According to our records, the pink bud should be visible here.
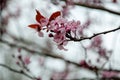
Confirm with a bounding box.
[23,56,30,65]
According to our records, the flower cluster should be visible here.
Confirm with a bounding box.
[102,71,119,78]
[28,10,82,50]
[88,36,111,60]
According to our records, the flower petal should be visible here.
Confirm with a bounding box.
[58,45,68,51]
[23,56,30,65]
[38,31,44,37]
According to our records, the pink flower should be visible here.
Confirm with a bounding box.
[49,16,67,31]
[54,34,65,44]
[98,48,106,56]
[28,10,61,35]
[23,56,31,65]
[58,44,68,51]
[91,36,102,48]
[48,16,69,50]
[79,60,89,68]
[38,31,44,37]
[40,18,49,27]
[49,16,81,51]
[28,10,83,51]
[53,31,68,50]
[66,20,80,31]
[102,71,118,78]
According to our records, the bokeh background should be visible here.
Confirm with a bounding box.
[0,0,120,80]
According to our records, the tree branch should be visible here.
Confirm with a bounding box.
[0,26,120,74]
[1,64,120,80]
[0,63,35,79]
[0,39,120,73]
[67,26,120,41]
[60,77,120,80]
[61,0,120,16]
[75,3,120,16]
[0,38,62,59]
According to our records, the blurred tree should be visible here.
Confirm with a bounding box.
[0,0,120,80]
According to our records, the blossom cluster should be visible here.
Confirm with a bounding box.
[28,10,83,50]
[88,36,110,59]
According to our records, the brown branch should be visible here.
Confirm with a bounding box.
[0,39,62,59]
[0,26,120,74]
[61,0,120,16]
[59,77,120,80]
[0,63,35,79]
[60,77,120,80]
[0,64,120,80]
[67,26,120,41]
[0,38,120,73]
[74,3,120,16]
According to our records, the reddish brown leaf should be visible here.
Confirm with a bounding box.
[36,10,45,23]
[49,11,61,21]
[28,24,39,29]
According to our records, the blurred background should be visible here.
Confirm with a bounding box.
[0,0,120,80]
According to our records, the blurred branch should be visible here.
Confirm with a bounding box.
[61,0,120,16]
[74,3,120,16]
[60,77,120,80]
[0,38,120,74]
[67,26,120,41]
[0,64,120,80]
[0,63,35,79]
[0,26,120,75]
[0,39,62,59]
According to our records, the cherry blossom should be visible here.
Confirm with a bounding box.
[23,56,31,65]
[102,71,119,78]
[28,10,84,50]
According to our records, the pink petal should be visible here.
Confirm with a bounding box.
[23,56,30,65]
[102,71,118,78]
[58,45,68,51]
[40,18,48,27]
[38,31,44,37]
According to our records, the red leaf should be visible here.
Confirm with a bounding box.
[36,10,45,23]
[49,11,61,21]
[28,24,39,29]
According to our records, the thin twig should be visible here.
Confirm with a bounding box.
[0,27,120,74]
[0,63,120,80]
[0,39,62,59]
[0,63,35,79]
[61,0,120,16]
[80,42,87,60]
[1,38,120,72]
[67,26,120,41]
[74,3,120,16]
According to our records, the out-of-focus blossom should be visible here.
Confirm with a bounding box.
[23,56,31,65]
[102,71,119,78]
[79,60,90,68]
[91,36,102,48]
